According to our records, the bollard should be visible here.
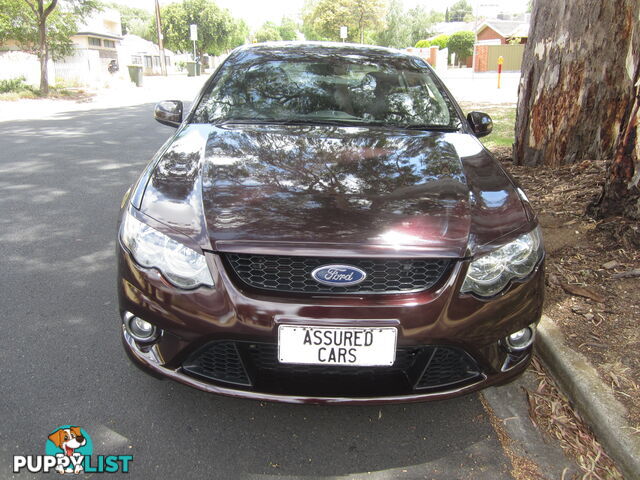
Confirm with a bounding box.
[497,55,504,88]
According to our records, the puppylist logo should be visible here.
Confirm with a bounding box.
[13,425,133,474]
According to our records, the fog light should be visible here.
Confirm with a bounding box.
[123,312,159,343]
[503,325,536,352]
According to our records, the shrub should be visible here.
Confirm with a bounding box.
[415,34,449,50]
[447,31,475,65]
[0,76,38,94]
[429,34,449,50]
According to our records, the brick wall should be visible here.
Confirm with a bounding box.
[474,45,488,72]
[429,46,438,67]
[477,26,506,44]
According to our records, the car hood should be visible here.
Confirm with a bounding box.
[139,123,532,258]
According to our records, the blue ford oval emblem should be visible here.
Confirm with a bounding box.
[311,264,367,286]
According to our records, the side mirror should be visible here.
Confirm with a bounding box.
[154,100,183,128]
[467,111,493,138]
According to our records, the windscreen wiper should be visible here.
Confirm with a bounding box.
[399,124,460,132]
[213,118,371,128]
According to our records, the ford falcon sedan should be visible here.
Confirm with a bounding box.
[117,42,544,404]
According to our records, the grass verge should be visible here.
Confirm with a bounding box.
[458,102,517,151]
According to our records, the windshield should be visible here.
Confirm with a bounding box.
[192,48,462,130]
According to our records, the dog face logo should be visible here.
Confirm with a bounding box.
[46,426,91,474]
[48,427,86,457]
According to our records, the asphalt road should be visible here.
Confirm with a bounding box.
[0,91,570,479]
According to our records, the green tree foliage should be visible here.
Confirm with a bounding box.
[300,0,322,40]
[254,18,300,43]
[414,34,447,49]
[2,0,99,60]
[428,34,448,49]
[374,0,409,48]
[374,0,442,48]
[152,0,243,56]
[255,22,282,42]
[447,30,474,64]
[108,3,151,37]
[278,17,299,41]
[302,0,386,44]
[0,0,99,94]
[448,0,473,22]
[406,6,442,46]
[351,0,387,43]
[228,18,249,48]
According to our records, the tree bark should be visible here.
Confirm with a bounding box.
[39,18,48,95]
[514,0,640,167]
[588,40,640,222]
[33,0,58,96]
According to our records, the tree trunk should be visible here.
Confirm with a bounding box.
[34,0,58,96]
[514,0,639,167]
[39,19,48,95]
[588,36,640,223]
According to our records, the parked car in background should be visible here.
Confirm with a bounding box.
[117,42,544,404]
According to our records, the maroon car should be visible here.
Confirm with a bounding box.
[117,43,544,404]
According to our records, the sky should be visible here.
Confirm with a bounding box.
[115,0,529,29]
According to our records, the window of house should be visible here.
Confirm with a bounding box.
[132,56,142,65]
[165,56,171,66]
[153,56,160,67]
[103,40,115,49]
[88,37,101,47]
[144,56,152,68]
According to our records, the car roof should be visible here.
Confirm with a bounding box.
[231,41,421,62]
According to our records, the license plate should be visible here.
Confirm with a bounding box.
[278,325,397,366]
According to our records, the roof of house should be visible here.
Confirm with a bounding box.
[120,35,175,56]
[477,20,529,38]
[430,22,476,38]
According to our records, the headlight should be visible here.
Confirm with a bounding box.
[461,226,543,297]
[120,211,214,289]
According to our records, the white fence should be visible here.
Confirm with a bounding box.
[0,48,115,88]
[435,48,448,76]
[0,51,54,86]
[54,48,104,87]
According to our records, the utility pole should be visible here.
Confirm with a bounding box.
[155,0,167,76]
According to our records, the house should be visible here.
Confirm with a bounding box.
[70,8,123,65]
[118,35,175,76]
[0,8,125,86]
[476,19,529,44]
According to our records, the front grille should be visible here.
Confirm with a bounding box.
[182,341,250,386]
[182,341,482,397]
[414,346,481,390]
[223,254,451,294]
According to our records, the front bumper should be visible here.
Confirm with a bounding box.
[117,243,544,404]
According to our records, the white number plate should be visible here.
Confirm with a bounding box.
[278,325,397,366]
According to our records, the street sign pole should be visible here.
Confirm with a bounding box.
[190,24,198,62]
[340,26,347,43]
